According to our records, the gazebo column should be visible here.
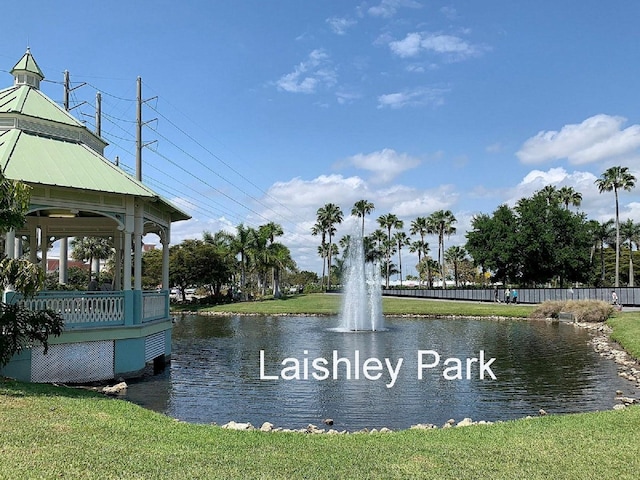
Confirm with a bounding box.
[123,231,132,290]
[40,225,48,272]
[5,230,15,259]
[114,231,123,290]
[29,229,38,263]
[59,237,68,284]
[161,226,170,290]
[133,202,143,291]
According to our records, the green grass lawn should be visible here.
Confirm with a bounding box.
[183,293,536,318]
[2,295,640,479]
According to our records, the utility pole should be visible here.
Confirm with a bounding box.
[135,76,157,182]
[136,77,142,181]
[95,92,102,137]
[63,70,86,112]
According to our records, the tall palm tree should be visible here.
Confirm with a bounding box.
[410,216,429,287]
[621,219,640,286]
[377,213,403,287]
[595,166,637,287]
[392,231,410,286]
[351,199,374,237]
[558,186,583,210]
[316,203,343,290]
[427,210,457,289]
[311,221,327,284]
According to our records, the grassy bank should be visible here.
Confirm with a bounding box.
[0,378,639,479]
[2,297,639,478]
[178,293,536,318]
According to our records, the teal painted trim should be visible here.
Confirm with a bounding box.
[124,290,135,326]
[0,348,31,382]
[47,318,172,344]
[114,338,145,376]
[66,320,124,329]
[133,290,142,325]
[164,328,172,356]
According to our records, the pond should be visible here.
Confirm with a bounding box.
[123,315,633,431]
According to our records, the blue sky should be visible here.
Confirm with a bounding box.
[3,1,640,275]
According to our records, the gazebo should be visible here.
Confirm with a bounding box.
[0,49,190,383]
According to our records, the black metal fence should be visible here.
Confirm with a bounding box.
[382,287,640,306]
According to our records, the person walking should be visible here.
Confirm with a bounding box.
[512,289,518,304]
[505,287,511,304]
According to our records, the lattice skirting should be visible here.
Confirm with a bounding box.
[145,331,165,362]
[31,341,114,383]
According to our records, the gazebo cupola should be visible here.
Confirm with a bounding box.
[10,48,44,89]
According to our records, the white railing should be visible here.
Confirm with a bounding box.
[12,291,125,328]
[142,291,169,323]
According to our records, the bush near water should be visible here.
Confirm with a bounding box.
[529,300,615,323]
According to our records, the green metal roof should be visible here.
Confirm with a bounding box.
[0,85,87,127]
[0,129,157,197]
[11,49,44,80]
[0,50,190,223]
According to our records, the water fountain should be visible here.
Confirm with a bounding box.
[339,232,384,331]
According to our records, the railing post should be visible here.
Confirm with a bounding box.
[123,290,136,326]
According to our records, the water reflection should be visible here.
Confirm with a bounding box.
[124,315,633,431]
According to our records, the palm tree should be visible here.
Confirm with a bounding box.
[427,210,457,289]
[410,216,429,286]
[367,229,387,263]
[232,224,254,299]
[311,221,327,284]
[315,203,343,290]
[539,185,560,206]
[445,245,467,287]
[409,239,429,285]
[377,213,403,287]
[558,186,582,210]
[267,242,295,298]
[589,219,615,285]
[392,231,410,286]
[351,199,375,237]
[259,222,284,291]
[595,166,637,287]
[621,219,640,286]
[417,256,439,288]
[70,236,113,283]
[339,234,351,260]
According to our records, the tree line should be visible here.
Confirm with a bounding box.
[312,166,638,289]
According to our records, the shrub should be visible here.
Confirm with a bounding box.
[529,300,614,323]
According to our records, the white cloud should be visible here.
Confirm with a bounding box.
[440,6,458,20]
[276,49,337,94]
[505,167,599,208]
[377,87,449,109]
[265,174,369,212]
[516,114,640,165]
[389,32,485,60]
[340,148,421,183]
[326,16,357,35]
[367,0,421,18]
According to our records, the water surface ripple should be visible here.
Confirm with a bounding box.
[124,315,633,431]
